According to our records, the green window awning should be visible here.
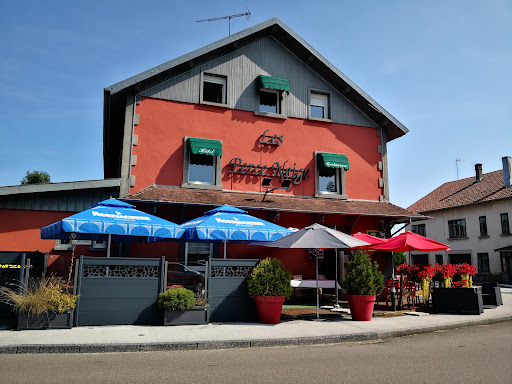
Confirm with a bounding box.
[258,75,290,92]
[318,152,349,170]
[187,138,222,157]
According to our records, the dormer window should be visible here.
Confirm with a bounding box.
[201,74,227,105]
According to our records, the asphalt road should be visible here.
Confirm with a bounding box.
[1,321,511,384]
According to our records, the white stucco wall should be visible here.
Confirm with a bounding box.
[406,199,512,274]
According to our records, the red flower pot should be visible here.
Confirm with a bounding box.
[253,295,285,324]
[347,294,376,321]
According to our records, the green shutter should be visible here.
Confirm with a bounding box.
[187,138,222,157]
[318,152,349,170]
[258,75,290,92]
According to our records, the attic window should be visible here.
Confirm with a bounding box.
[202,74,226,104]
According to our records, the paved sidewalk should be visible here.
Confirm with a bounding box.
[1,291,511,354]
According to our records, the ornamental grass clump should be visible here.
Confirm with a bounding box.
[248,258,292,298]
[0,276,78,316]
[341,249,384,296]
[156,287,195,311]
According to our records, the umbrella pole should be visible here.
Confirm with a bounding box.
[316,255,319,319]
[107,234,111,258]
[334,248,339,308]
[223,240,227,259]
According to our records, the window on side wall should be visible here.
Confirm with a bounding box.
[448,219,467,238]
[411,224,426,237]
[501,213,510,235]
[202,74,227,105]
[183,137,222,190]
[479,216,488,236]
[260,89,280,114]
[315,152,348,199]
[310,92,329,119]
[477,253,490,273]
[435,254,443,265]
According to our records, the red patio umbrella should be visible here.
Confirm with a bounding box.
[351,232,387,248]
[370,232,451,253]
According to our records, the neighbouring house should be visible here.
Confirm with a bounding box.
[406,157,512,283]
[0,17,423,290]
[0,179,120,276]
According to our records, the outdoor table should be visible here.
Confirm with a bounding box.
[290,279,341,301]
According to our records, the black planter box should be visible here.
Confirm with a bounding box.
[481,282,503,306]
[17,309,74,330]
[163,306,209,326]
[432,287,483,315]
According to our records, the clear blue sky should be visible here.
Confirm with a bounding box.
[1,0,511,209]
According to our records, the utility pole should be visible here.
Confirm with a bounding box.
[196,9,251,36]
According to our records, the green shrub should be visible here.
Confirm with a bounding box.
[156,287,195,311]
[341,249,384,295]
[248,258,292,298]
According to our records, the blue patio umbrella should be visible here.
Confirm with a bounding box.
[170,205,292,258]
[41,199,185,257]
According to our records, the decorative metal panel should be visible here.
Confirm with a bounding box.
[211,265,253,278]
[82,265,159,278]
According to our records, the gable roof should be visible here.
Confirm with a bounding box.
[407,170,512,214]
[103,18,408,177]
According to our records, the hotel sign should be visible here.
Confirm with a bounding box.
[228,131,310,185]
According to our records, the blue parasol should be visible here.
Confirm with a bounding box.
[41,199,184,257]
[165,205,292,258]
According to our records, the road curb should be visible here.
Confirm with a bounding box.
[0,316,511,354]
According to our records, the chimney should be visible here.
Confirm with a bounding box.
[503,156,512,188]
[475,163,483,182]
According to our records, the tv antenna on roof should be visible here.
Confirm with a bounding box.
[456,158,464,179]
[196,8,251,36]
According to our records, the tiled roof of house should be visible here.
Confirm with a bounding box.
[407,170,512,214]
[125,185,423,222]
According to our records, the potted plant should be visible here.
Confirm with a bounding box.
[341,249,384,321]
[156,287,209,326]
[247,258,292,324]
[0,276,78,330]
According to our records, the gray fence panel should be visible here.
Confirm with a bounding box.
[209,259,259,322]
[76,256,165,326]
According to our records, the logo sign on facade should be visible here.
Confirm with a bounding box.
[228,131,310,185]
[259,130,283,146]
[198,148,216,155]
[325,161,349,169]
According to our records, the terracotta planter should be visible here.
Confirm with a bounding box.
[253,295,285,324]
[347,294,376,321]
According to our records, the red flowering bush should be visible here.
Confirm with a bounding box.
[452,280,468,288]
[456,263,477,276]
[434,264,456,280]
[396,264,434,282]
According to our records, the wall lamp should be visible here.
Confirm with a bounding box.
[262,178,291,201]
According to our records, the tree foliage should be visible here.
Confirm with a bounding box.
[248,258,292,298]
[341,248,384,295]
[21,170,51,184]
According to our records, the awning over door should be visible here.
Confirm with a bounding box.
[187,138,223,157]
[318,152,349,169]
[258,75,290,92]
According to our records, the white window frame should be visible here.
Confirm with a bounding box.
[314,151,347,200]
[310,92,329,120]
[188,153,217,186]
[201,73,227,106]
[259,89,281,114]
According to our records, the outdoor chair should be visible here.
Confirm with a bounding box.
[377,279,400,310]
[401,280,419,310]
